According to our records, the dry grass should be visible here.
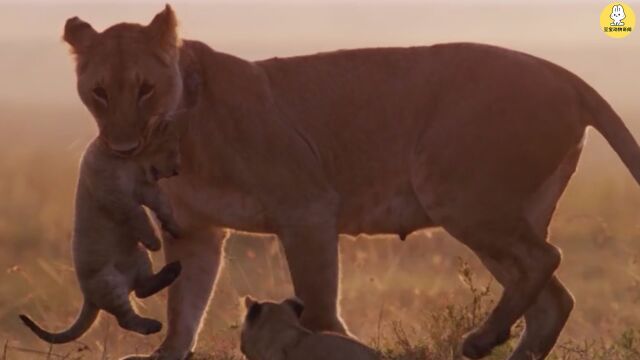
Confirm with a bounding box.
[2,103,640,360]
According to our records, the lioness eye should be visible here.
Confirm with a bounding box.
[138,82,155,102]
[92,86,108,105]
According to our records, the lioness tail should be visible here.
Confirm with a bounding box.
[577,78,640,186]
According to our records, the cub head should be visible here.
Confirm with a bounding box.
[64,5,183,156]
[240,296,305,360]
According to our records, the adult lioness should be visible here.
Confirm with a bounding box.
[61,5,640,360]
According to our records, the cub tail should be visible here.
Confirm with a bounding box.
[19,301,99,344]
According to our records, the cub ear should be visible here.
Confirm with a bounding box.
[283,297,305,318]
[147,4,179,51]
[63,17,97,53]
[244,296,257,309]
[244,297,262,324]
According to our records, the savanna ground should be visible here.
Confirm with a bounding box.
[2,2,640,359]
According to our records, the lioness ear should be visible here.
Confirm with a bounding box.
[147,4,179,51]
[63,17,97,53]
[283,297,305,318]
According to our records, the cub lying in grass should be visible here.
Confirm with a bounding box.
[20,120,183,343]
[241,297,380,360]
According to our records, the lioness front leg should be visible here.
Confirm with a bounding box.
[278,218,348,334]
[153,227,226,360]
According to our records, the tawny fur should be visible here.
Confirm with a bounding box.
[19,120,183,344]
[60,5,640,360]
[241,297,378,360]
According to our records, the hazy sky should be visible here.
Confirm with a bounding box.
[0,0,636,108]
[0,0,606,3]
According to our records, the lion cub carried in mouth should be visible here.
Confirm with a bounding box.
[20,119,183,344]
[241,297,379,360]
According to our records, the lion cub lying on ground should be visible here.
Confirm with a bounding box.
[241,297,379,360]
[20,120,183,344]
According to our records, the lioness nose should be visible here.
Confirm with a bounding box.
[110,141,140,156]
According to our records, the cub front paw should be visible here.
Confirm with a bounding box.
[141,236,162,252]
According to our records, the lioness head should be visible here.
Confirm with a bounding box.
[64,5,183,156]
[240,296,305,360]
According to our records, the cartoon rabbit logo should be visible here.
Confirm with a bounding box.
[601,2,635,38]
[610,4,626,26]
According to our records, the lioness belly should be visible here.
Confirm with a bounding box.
[337,184,434,238]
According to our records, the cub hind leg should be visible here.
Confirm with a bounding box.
[87,266,162,335]
[111,296,163,335]
[135,260,182,299]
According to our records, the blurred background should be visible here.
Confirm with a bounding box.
[1,0,640,358]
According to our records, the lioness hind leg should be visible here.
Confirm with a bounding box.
[509,277,574,360]
[505,143,581,360]
[460,221,562,359]
[475,249,573,360]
